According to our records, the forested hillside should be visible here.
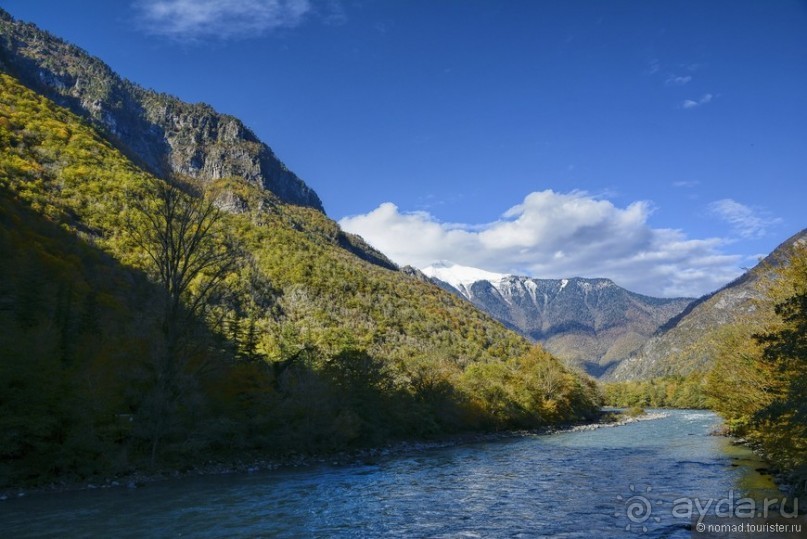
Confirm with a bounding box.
[705,240,807,492]
[606,228,807,381]
[601,237,807,492]
[421,264,692,376]
[0,71,600,487]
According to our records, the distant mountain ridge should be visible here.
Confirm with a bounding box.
[0,8,322,211]
[420,262,693,376]
[605,228,807,381]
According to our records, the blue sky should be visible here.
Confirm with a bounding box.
[3,0,806,297]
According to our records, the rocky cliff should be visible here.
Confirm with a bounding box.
[0,8,322,211]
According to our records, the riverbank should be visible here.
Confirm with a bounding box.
[568,410,668,431]
[706,420,805,506]
[0,409,667,500]
[726,435,806,501]
[2,410,765,538]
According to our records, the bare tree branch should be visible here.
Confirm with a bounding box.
[124,177,240,464]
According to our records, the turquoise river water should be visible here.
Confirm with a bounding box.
[0,410,792,538]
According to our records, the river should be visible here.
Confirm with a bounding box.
[0,410,789,538]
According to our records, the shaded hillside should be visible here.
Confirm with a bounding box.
[0,68,601,485]
[0,8,321,210]
[421,263,692,377]
[606,228,807,380]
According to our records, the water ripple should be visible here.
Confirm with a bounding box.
[0,410,778,538]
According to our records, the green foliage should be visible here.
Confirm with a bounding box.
[461,347,602,428]
[625,406,645,418]
[0,72,601,486]
[0,183,156,484]
[602,374,710,409]
[707,243,807,484]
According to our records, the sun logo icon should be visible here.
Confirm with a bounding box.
[615,484,663,533]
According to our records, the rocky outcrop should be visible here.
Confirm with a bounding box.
[0,8,323,211]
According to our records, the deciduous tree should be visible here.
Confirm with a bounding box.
[126,178,238,463]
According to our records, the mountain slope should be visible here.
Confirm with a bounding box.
[0,169,190,483]
[605,228,807,380]
[421,263,692,376]
[0,50,600,484]
[0,8,322,211]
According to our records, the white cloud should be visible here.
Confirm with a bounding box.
[133,0,315,41]
[665,75,692,86]
[340,190,744,298]
[672,180,700,188]
[709,199,781,239]
[682,93,714,109]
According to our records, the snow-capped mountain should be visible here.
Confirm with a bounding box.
[419,262,693,376]
[421,262,508,298]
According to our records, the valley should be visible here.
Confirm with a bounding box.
[0,3,805,536]
[420,261,693,376]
